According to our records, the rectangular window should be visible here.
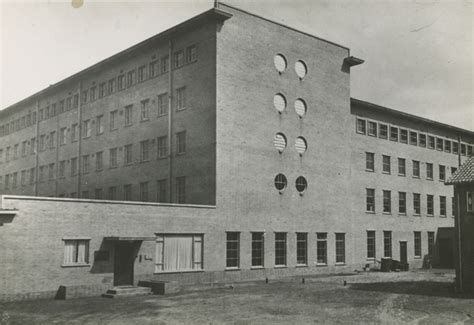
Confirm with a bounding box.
[48,163,55,180]
[382,155,391,174]
[140,140,150,162]
[453,141,459,154]
[419,134,426,147]
[155,235,203,272]
[161,56,169,73]
[409,131,418,145]
[174,50,184,68]
[428,136,435,149]
[426,163,433,180]
[99,83,105,98]
[383,231,392,258]
[74,95,79,108]
[467,192,473,212]
[13,144,18,159]
[4,174,9,189]
[158,93,168,116]
[157,136,168,159]
[379,124,388,139]
[427,195,434,216]
[390,126,398,141]
[399,192,407,214]
[149,60,158,77]
[60,127,67,145]
[38,166,45,182]
[124,105,133,126]
[90,87,96,102]
[138,65,146,82]
[436,138,443,151]
[176,87,186,111]
[356,119,366,134]
[94,188,103,200]
[176,176,186,204]
[427,232,435,256]
[110,110,118,131]
[71,157,78,176]
[400,129,408,143]
[124,144,133,165]
[275,233,287,266]
[367,231,376,259]
[461,143,467,156]
[12,172,17,188]
[414,232,421,258]
[367,121,377,136]
[39,135,46,151]
[21,141,27,157]
[108,186,117,200]
[71,124,79,142]
[366,188,375,212]
[226,232,240,268]
[186,45,197,62]
[96,115,104,135]
[440,196,446,216]
[59,160,66,178]
[296,233,308,266]
[81,90,88,104]
[251,232,264,267]
[439,165,446,181]
[82,155,90,174]
[383,190,391,213]
[20,170,26,186]
[335,233,345,264]
[444,140,451,153]
[96,151,103,171]
[468,145,473,156]
[118,74,125,90]
[157,178,167,203]
[316,233,327,264]
[366,152,374,171]
[29,168,35,184]
[127,70,136,87]
[108,78,116,94]
[413,193,421,215]
[140,99,149,121]
[83,119,91,138]
[413,160,420,178]
[109,148,118,168]
[63,239,90,265]
[176,131,186,154]
[140,182,149,202]
[123,184,132,201]
[398,158,406,176]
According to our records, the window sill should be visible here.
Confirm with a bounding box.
[356,131,366,135]
[383,212,392,215]
[61,263,91,268]
[366,258,375,261]
[250,266,264,270]
[109,166,118,169]
[335,263,346,266]
[176,108,187,112]
[382,172,391,175]
[399,213,406,216]
[316,263,328,267]
[427,178,433,181]
[412,176,420,179]
[154,269,204,274]
[398,174,406,177]
[296,264,308,268]
[225,267,240,271]
[140,119,150,123]
[414,256,421,259]
[366,211,375,214]
[414,213,421,217]
[440,215,447,218]
[365,169,375,172]
[368,134,376,137]
[427,214,434,217]
[274,265,287,269]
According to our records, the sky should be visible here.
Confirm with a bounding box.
[0,0,473,130]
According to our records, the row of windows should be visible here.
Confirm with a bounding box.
[273,54,308,79]
[366,231,434,260]
[366,189,452,217]
[365,152,457,181]
[273,133,307,154]
[356,118,473,157]
[273,94,307,117]
[274,174,307,193]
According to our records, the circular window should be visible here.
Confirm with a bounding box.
[294,99,307,117]
[273,133,287,152]
[295,136,307,155]
[273,93,287,112]
[295,60,307,79]
[295,176,307,193]
[274,174,287,191]
[274,54,287,73]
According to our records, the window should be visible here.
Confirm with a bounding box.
[428,136,435,149]
[399,192,406,214]
[39,135,46,151]
[315,233,327,264]
[186,45,197,62]
[59,160,66,178]
[0,149,3,163]
[176,87,186,111]
[108,186,117,200]
[226,232,240,268]
[149,60,158,77]
[419,134,426,147]
[161,56,169,73]
[124,105,133,126]
[108,78,116,94]
[296,233,307,266]
[155,235,202,272]
[83,120,91,138]
[109,148,118,168]
[123,184,132,201]
[21,141,27,156]
[453,141,459,154]
[94,188,103,200]
[427,195,434,216]
[440,196,446,216]
[124,144,133,165]
[60,127,67,145]
[356,119,366,134]
[439,165,446,181]
[158,93,168,116]
[174,50,184,68]
[275,233,287,266]
[48,163,55,180]
[444,140,451,153]
[390,127,398,141]
[383,190,391,213]
[251,232,264,267]
[71,157,78,176]
[176,176,186,203]
[140,182,149,202]
[413,160,420,178]
[96,115,104,135]
[414,232,421,258]
[90,86,96,102]
[367,121,377,136]
[398,158,406,176]
[428,232,435,256]
[140,140,150,162]
[127,70,136,87]
[4,174,9,190]
[157,179,167,203]
[384,231,392,258]
[63,239,90,266]
[400,129,408,143]
[118,74,125,90]
[461,143,467,156]
[367,231,376,259]
[81,90,88,104]
[468,145,473,156]
[99,83,105,98]
[96,151,103,171]
[140,99,149,121]
[110,110,118,131]
[38,166,45,182]
[436,138,443,151]
[138,65,146,82]
[29,168,35,184]
[382,155,391,174]
[6,147,10,161]
[413,193,421,215]
[12,172,18,187]
[274,174,287,191]
[467,192,473,212]
[157,136,168,158]
[20,170,26,186]
[424,163,434,180]
[82,155,90,174]
[366,188,375,212]
[379,124,388,139]
[335,233,345,264]
[176,131,186,154]
[366,152,375,171]
[295,176,307,193]
[71,124,79,142]
[409,131,417,145]
[13,144,18,159]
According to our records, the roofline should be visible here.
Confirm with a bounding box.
[351,98,474,137]
[0,7,232,116]
[218,2,350,52]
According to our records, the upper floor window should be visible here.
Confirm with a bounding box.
[427,195,434,215]
[294,60,307,79]
[274,54,287,72]
[366,188,375,212]
[366,152,375,171]
[140,140,150,162]
[138,65,146,82]
[382,155,391,174]
[412,160,420,178]
[176,87,186,111]
[419,134,426,147]
[96,115,104,135]
[436,138,443,151]
[109,148,118,168]
[99,83,106,98]
[127,70,136,87]
[426,163,433,180]
[90,86,96,102]
[356,119,366,134]
[157,136,168,158]
[124,105,133,126]
[444,140,451,153]
[440,196,446,216]
[124,144,133,165]
[367,121,377,136]
[461,143,466,156]
[149,60,158,77]
[174,50,184,68]
[176,131,186,154]
[118,74,125,90]
[108,78,116,94]
[83,119,92,138]
[383,190,391,213]
[161,56,169,73]
[409,131,417,146]
[428,136,435,149]
[398,158,406,176]
[140,99,149,121]
[158,93,168,116]
[110,110,118,131]
[389,127,398,141]
[439,165,446,181]
[400,129,408,143]
[379,124,388,139]
[186,45,197,63]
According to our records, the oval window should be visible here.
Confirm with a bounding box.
[274,54,287,73]
[294,99,307,117]
[295,176,307,193]
[295,60,307,79]
[273,133,287,152]
[273,93,287,112]
[274,174,287,191]
[295,136,307,155]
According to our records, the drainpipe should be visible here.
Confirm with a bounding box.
[167,40,173,203]
[77,82,83,197]
[54,101,60,197]
[457,136,461,167]
[456,189,463,292]
[34,99,40,196]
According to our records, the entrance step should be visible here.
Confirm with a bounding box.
[102,286,152,298]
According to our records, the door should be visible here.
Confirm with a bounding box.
[438,238,454,268]
[114,241,136,286]
[400,241,407,264]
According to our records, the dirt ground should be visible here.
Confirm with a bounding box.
[1,270,473,325]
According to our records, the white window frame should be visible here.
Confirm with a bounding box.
[155,234,203,273]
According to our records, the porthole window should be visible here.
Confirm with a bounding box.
[273,93,287,112]
[274,174,287,191]
[274,54,287,73]
[273,133,287,152]
[294,99,307,117]
[295,176,307,193]
[295,136,307,155]
[295,60,307,79]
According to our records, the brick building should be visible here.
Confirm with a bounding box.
[0,3,473,300]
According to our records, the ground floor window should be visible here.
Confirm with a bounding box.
[383,231,392,258]
[317,233,327,265]
[414,232,422,258]
[155,234,202,272]
[367,231,376,260]
[251,232,264,267]
[335,233,345,264]
[274,233,287,266]
[296,233,307,266]
[427,231,435,256]
[63,239,90,266]
[226,232,240,269]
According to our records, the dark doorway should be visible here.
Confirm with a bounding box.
[438,238,454,268]
[400,241,407,264]
[114,241,136,286]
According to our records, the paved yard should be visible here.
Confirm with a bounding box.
[1,270,473,324]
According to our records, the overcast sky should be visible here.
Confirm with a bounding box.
[1,0,472,130]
